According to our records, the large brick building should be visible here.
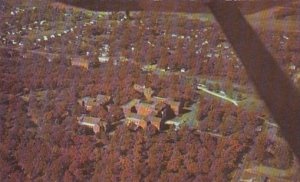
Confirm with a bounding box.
[152,96,183,116]
[136,102,156,116]
[121,84,184,131]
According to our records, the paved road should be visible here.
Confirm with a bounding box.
[196,85,239,106]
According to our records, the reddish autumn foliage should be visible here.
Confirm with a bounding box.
[1,4,298,181]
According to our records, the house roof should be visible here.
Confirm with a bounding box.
[21,90,56,102]
[98,56,109,63]
[79,95,111,107]
[78,97,98,106]
[71,57,90,64]
[86,98,99,107]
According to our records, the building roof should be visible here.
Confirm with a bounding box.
[86,98,99,107]
[167,100,181,107]
[155,102,168,111]
[136,102,156,116]
[71,57,90,64]
[79,94,111,108]
[98,56,109,63]
[125,113,148,129]
[78,97,98,107]
[96,94,111,105]
[77,115,108,133]
[78,115,101,127]
[136,102,155,109]
[126,113,144,121]
[71,57,90,69]
[122,99,140,109]
[149,116,161,130]
[152,96,168,104]
[147,116,161,124]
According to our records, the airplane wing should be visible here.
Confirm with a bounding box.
[54,0,291,14]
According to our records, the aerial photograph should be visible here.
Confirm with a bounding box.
[0,0,300,181]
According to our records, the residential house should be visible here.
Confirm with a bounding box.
[71,57,90,69]
[78,97,98,111]
[98,56,109,63]
[119,56,129,63]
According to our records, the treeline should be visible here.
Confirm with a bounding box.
[0,49,260,181]
[0,95,259,181]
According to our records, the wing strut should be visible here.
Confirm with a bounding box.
[207,1,300,161]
